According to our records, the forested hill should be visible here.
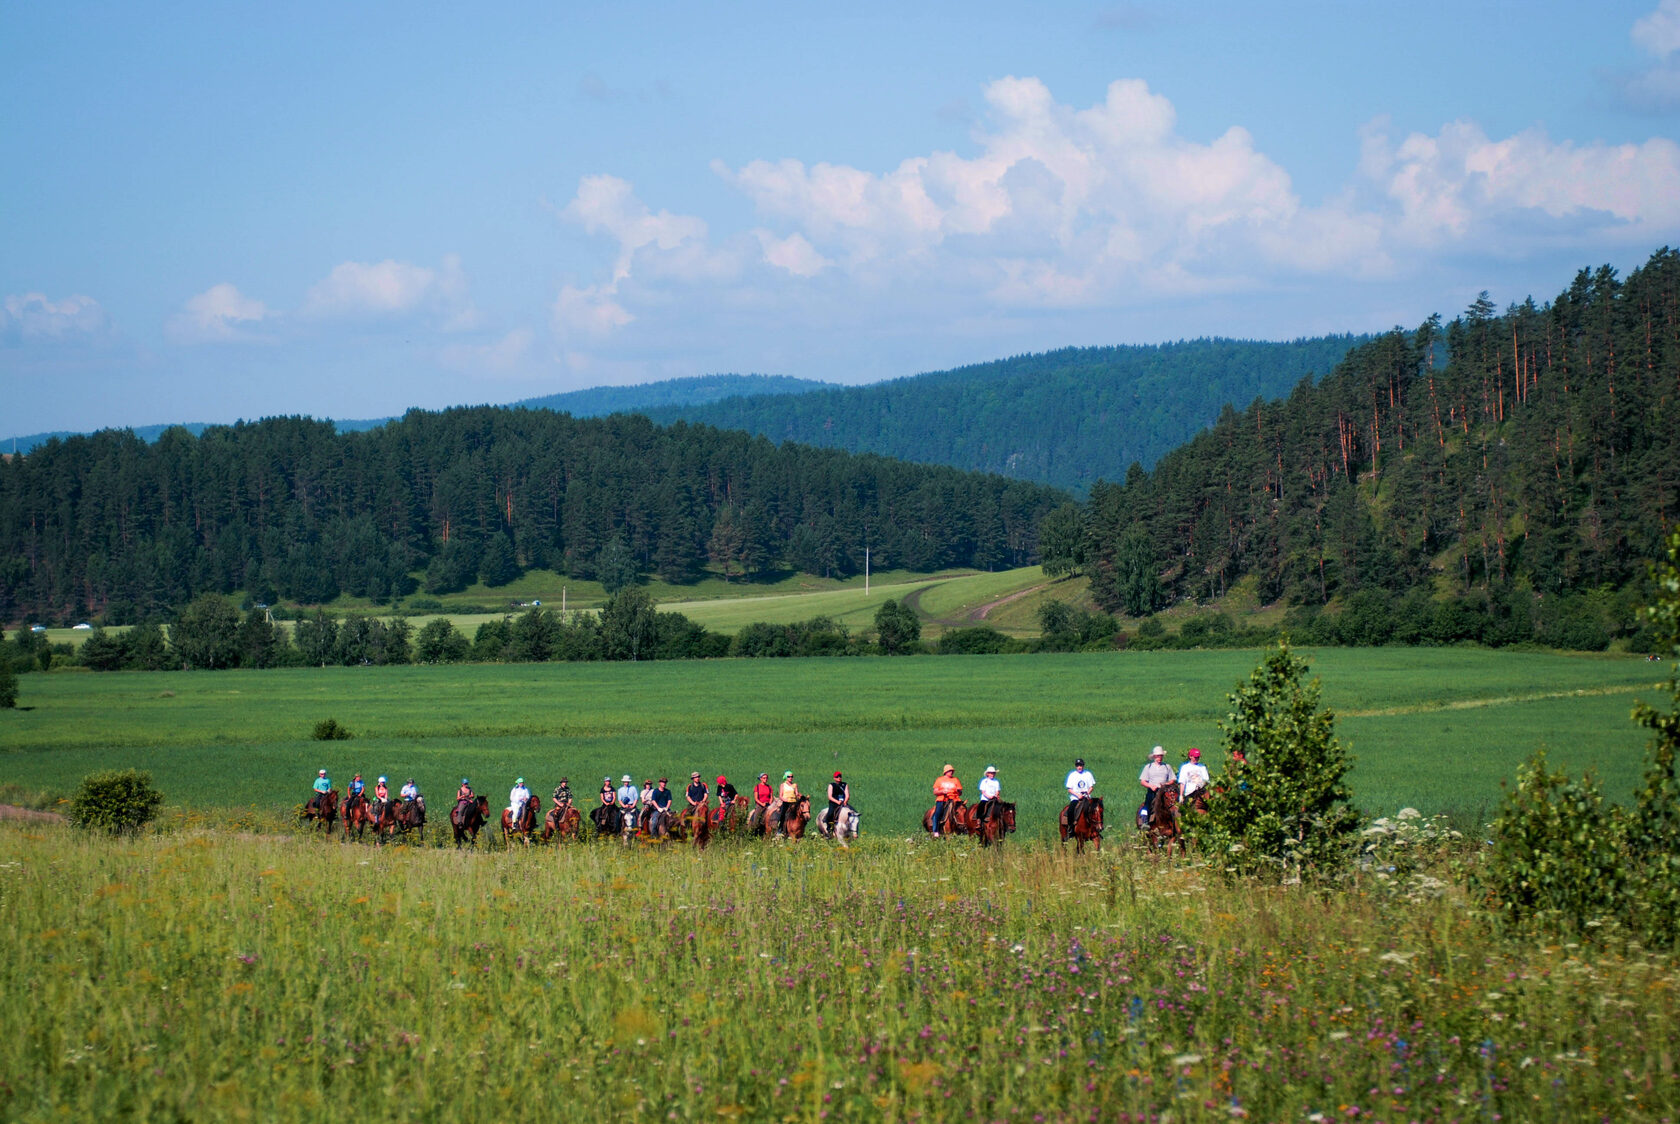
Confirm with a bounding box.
[636,337,1362,494]
[1060,248,1680,629]
[0,410,1066,625]
[0,374,834,456]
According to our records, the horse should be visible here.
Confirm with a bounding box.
[542,803,581,843]
[589,803,622,840]
[780,796,811,840]
[975,801,1016,848]
[501,797,540,846]
[715,794,749,834]
[746,803,768,837]
[1060,797,1104,853]
[392,796,426,843]
[450,795,490,848]
[923,799,970,837]
[686,801,712,850]
[343,791,375,842]
[617,804,640,846]
[819,805,860,848]
[301,789,339,835]
[1143,781,1186,856]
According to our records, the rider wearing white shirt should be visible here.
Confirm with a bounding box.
[1064,758,1096,831]
[509,777,531,823]
[977,765,1001,826]
[1177,747,1210,802]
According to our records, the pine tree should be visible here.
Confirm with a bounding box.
[1196,640,1361,879]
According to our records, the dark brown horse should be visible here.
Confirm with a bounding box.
[975,801,1016,847]
[451,795,490,847]
[746,803,768,836]
[342,792,374,842]
[715,794,749,834]
[542,804,581,843]
[1060,797,1104,853]
[392,797,426,842]
[1144,782,1186,856]
[302,789,339,835]
[501,797,540,846]
[922,799,970,837]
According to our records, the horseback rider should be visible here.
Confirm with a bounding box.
[455,777,475,821]
[309,769,332,812]
[599,776,615,809]
[976,765,1000,826]
[754,773,773,810]
[931,764,962,837]
[1138,746,1174,824]
[772,771,801,835]
[649,778,673,835]
[615,774,639,825]
[714,775,738,823]
[551,777,572,812]
[348,773,366,806]
[1177,748,1210,811]
[509,777,531,827]
[685,772,708,814]
[1065,758,1096,832]
[372,775,390,825]
[823,771,849,835]
[400,777,420,804]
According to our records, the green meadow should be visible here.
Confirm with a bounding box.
[0,647,1662,830]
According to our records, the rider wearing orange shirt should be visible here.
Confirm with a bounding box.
[931,764,963,837]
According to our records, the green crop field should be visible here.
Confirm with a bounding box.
[0,648,1662,831]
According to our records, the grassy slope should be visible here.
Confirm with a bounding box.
[0,649,1660,828]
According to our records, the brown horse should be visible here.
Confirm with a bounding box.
[776,796,811,840]
[451,795,490,847]
[501,797,540,846]
[975,801,1016,847]
[1144,782,1186,856]
[687,801,712,850]
[542,804,581,843]
[302,789,339,835]
[715,794,749,834]
[392,797,426,842]
[746,803,769,836]
[1060,797,1104,853]
[922,799,970,837]
[343,792,374,842]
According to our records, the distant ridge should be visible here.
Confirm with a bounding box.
[1,373,833,455]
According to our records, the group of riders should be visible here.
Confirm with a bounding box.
[302,742,1235,843]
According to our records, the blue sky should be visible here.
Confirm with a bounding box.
[5,1,1680,436]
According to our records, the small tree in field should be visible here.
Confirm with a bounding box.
[68,769,163,835]
[874,598,921,655]
[1197,639,1361,879]
[1628,527,1680,946]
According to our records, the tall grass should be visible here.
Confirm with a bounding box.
[2,824,1675,1121]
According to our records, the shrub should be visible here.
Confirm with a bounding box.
[938,626,1012,655]
[1478,750,1626,934]
[67,769,163,835]
[311,718,353,741]
[1194,639,1362,880]
[874,598,922,655]
[0,656,16,708]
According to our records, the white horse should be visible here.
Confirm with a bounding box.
[821,805,860,848]
[618,804,639,846]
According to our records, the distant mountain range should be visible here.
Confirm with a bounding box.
[1,373,832,457]
[5,340,1359,495]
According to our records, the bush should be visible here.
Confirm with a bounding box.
[1194,640,1362,880]
[67,769,163,835]
[0,656,15,708]
[311,718,353,741]
[938,626,1013,655]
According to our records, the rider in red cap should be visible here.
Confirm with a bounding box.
[713,774,738,822]
[824,770,850,836]
[1177,747,1210,812]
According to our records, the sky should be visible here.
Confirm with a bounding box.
[5,1,1680,437]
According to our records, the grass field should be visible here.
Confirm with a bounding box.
[0,648,1663,830]
[3,826,1677,1122]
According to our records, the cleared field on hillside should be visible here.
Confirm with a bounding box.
[0,648,1660,828]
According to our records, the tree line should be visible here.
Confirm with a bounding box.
[639,337,1361,494]
[1043,247,1680,648]
[0,410,1066,626]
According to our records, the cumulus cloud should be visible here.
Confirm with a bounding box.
[1634,0,1680,57]
[1617,1,1680,110]
[166,283,271,344]
[302,255,476,326]
[1,292,110,345]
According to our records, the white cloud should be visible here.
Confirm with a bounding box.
[1634,0,1680,57]
[302,255,475,324]
[756,230,830,277]
[166,283,271,344]
[1358,119,1680,245]
[553,283,633,339]
[439,328,535,376]
[1,292,110,344]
